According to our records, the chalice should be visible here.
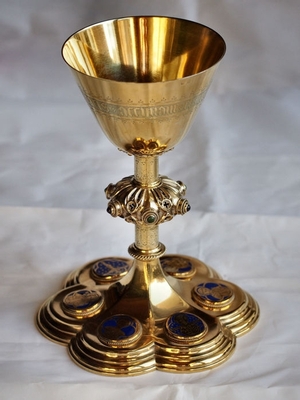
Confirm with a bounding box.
[36,16,259,376]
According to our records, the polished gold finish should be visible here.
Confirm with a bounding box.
[160,254,220,280]
[64,257,133,287]
[62,16,225,155]
[127,138,167,156]
[36,284,104,345]
[163,261,260,337]
[68,258,236,375]
[105,174,189,224]
[36,16,259,376]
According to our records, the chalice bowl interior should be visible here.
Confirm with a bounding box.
[36,16,259,376]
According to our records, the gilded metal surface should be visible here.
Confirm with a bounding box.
[165,312,209,344]
[64,257,133,287]
[36,16,259,376]
[105,156,189,228]
[160,256,259,337]
[167,274,260,337]
[62,289,103,317]
[126,138,167,155]
[160,254,220,280]
[62,16,226,155]
[36,284,104,345]
[98,314,143,347]
[67,258,236,375]
[134,156,159,186]
[105,175,190,224]
[155,326,235,373]
[128,240,166,261]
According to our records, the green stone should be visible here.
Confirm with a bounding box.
[147,215,156,224]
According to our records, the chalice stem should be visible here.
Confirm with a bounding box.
[134,155,159,187]
[133,155,162,256]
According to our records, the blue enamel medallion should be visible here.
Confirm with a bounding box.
[160,257,194,277]
[194,282,233,303]
[166,312,206,339]
[98,314,142,346]
[92,258,131,278]
[63,289,101,310]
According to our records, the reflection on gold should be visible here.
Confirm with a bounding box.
[63,16,225,82]
[35,17,259,377]
[126,137,167,155]
[62,16,225,154]
[149,279,172,307]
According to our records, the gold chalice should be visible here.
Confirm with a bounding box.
[36,16,259,376]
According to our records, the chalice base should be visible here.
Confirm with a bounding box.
[36,254,259,376]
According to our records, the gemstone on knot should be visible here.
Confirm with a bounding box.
[147,215,156,223]
[107,206,112,214]
[143,210,158,224]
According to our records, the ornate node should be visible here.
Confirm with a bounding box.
[105,175,190,225]
[175,180,187,196]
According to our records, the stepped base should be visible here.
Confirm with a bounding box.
[36,254,259,376]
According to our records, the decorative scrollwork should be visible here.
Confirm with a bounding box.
[125,138,167,156]
[105,175,190,225]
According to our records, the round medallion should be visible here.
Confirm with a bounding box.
[193,282,234,308]
[91,258,131,282]
[161,256,195,279]
[62,289,103,318]
[165,312,208,344]
[98,314,142,348]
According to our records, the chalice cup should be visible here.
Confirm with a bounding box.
[36,16,259,376]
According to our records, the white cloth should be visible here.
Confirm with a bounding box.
[1,0,299,216]
[0,207,299,398]
[1,0,300,398]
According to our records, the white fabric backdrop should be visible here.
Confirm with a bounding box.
[1,0,300,216]
[1,0,300,399]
